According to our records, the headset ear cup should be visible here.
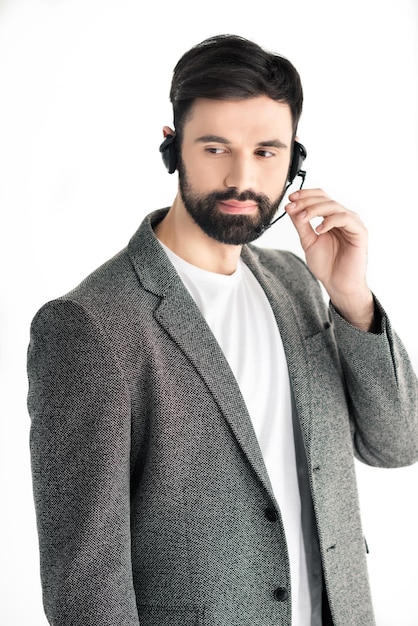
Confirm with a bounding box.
[288,140,307,183]
[159,135,178,174]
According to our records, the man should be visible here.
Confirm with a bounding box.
[27,34,418,626]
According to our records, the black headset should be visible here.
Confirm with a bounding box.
[159,134,307,184]
[159,134,178,174]
[287,140,307,185]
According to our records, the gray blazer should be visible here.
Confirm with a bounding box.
[28,209,418,626]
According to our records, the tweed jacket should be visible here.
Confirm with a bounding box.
[28,208,418,626]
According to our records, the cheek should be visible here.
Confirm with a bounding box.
[261,169,288,200]
[184,161,227,193]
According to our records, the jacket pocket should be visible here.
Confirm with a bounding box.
[137,604,204,626]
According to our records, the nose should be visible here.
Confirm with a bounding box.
[224,157,256,193]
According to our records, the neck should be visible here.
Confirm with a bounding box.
[154,195,242,275]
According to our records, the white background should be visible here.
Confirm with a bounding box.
[1,0,417,624]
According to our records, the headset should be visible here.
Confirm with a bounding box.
[159,134,178,175]
[159,134,307,233]
[287,140,307,187]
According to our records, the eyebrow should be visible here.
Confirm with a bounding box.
[195,134,231,144]
[195,135,288,149]
[257,139,288,149]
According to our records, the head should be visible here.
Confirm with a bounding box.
[166,35,304,245]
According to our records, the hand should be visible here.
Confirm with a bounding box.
[285,188,376,331]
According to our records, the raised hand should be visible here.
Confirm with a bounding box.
[286,188,376,331]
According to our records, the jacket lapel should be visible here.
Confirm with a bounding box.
[128,210,276,503]
[155,291,277,500]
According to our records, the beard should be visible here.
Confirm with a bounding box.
[178,159,287,245]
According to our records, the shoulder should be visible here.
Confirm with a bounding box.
[32,211,167,330]
[48,246,144,309]
[29,244,157,349]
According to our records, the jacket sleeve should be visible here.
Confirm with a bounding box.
[330,298,418,468]
[27,299,140,626]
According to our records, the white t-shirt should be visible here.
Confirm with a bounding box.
[159,242,311,625]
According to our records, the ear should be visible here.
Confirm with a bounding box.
[162,125,175,138]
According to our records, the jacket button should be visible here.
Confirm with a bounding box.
[264,507,278,522]
[274,587,289,602]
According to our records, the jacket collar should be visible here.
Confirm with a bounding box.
[127,208,179,297]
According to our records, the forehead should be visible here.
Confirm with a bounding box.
[183,96,293,143]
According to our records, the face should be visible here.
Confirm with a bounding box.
[177,96,294,245]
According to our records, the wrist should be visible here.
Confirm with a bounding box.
[330,290,376,332]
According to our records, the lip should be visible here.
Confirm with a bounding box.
[218,201,258,214]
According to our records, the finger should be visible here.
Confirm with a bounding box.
[286,208,319,251]
[288,188,329,203]
[316,211,367,239]
[286,199,340,223]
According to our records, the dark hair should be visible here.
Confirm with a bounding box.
[170,34,303,142]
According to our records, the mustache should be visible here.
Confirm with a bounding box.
[208,188,269,205]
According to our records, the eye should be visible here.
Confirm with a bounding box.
[205,146,228,155]
[255,149,276,158]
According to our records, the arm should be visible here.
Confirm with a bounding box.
[27,300,140,626]
[330,299,418,466]
[286,189,418,466]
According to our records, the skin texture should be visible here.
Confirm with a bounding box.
[155,96,375,331]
